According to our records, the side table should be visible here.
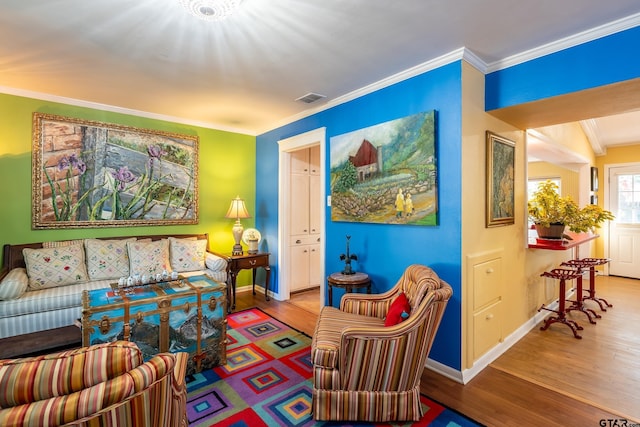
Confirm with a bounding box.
[327,271,371,306]
[215,251,271,313]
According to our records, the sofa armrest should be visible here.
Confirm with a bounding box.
[0,267,9,283]
[0,341,142,408]
[337,299,439,391]
[339,332,419,391]
[205,251,227,272]
[0,353,181,427]
[171,352,189,426]
[0,268,29,301]
[340,288,396,319]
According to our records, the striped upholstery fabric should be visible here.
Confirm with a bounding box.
[0,343,187,427]
[312,307,386,369]
[311,264,452,422]
[0,341,142,408]
[0,279,114,319]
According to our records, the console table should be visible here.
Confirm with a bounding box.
[214,251,271,312]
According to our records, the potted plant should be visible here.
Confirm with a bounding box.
[528,180,614,239]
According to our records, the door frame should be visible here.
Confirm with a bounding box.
[277,128,326,304]
[604,162,640,277]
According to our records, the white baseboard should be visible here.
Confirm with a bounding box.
[236,284,280,302]
[426,299,560,384]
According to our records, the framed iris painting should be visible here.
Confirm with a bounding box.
[32,113,199,229]
[330,110,438,225]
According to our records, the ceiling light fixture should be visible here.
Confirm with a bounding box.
[179,0,243,22]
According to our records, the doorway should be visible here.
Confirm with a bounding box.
[606,163,640,279]
[277,128,326,308]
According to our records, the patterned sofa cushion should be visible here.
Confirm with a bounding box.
[23,245,89,290]
[169,237,207,272]
[127,239,172,276]
[0,341,142,408]
[84,238,136,280]
[42,240,84,248]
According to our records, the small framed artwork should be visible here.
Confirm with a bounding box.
[590,167,599,192]
[486,131,515,227]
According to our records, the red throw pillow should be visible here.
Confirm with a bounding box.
[385,292,411,326]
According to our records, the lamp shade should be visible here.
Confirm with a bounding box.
[225,196,250,220]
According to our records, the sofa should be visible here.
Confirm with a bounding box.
[0,233,227,339]
[0,340,187,427]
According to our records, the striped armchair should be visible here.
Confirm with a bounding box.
[0,341,188,427]
[311,264,452,422]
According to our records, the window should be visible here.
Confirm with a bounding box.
[616,173,640,224]
[528,178,561,201]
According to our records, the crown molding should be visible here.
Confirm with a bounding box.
[0,85,256,136]
[263,48,471,134]
[487,12,640,72]
[461,48,488,74]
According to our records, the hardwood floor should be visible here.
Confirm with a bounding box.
[2,277,636,426]
[237,275,640,426]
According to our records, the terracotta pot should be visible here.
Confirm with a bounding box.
[535,223,566,239]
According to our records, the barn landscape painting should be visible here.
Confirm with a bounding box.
[330,111,438,225]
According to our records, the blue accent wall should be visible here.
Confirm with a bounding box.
[257,62,463,369]
[486,26,640,110]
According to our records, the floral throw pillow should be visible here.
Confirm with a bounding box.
[85,238,136,280]
[23,245,89,290]
[169,237,207,272]
[127,239,172,277]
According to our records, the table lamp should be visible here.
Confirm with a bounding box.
[225,195,251,255]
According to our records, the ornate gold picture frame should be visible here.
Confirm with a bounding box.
[486,131,515,227]
[32,113,199,229]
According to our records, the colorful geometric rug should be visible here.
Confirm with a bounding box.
[186,308,481,427]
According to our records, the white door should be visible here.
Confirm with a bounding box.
[277,128,326,304]
[608,164,640,279]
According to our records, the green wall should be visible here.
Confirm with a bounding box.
[0,93,255,270]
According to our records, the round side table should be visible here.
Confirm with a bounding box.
[327,271,371,306]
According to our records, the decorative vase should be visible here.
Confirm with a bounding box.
[535,223,566,239]
[247,239,259,254]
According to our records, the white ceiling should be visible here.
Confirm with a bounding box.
[1,0,640,144]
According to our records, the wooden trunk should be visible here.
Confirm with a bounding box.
[82,274,226,375]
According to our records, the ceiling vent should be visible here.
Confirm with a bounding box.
[295,92,326,104]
